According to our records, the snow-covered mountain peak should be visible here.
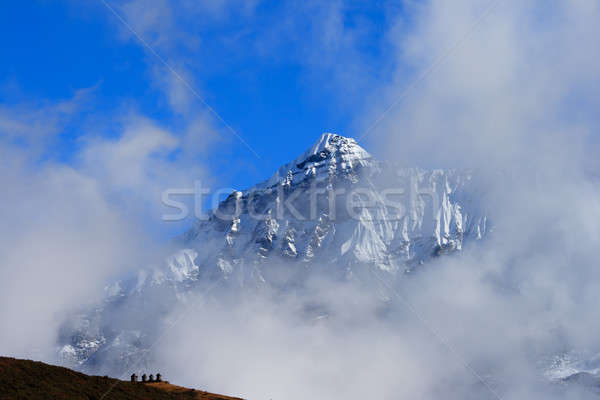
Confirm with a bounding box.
[259,133,373,189]
[59,133,491,374]
[300,133,370,164]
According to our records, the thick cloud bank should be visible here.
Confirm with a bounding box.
[0,98,210,361]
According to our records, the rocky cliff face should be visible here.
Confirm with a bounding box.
[181,133,488,285]
[58,133,490,375]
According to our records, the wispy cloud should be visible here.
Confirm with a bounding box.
[0,92,216,360]
[0,87,93,155]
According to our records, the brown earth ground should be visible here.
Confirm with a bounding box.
[0,356,244,400]
[145,382,244,400]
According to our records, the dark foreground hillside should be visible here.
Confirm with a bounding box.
[0,357,243,400]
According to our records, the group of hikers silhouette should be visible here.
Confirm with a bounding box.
[130,373,162,383]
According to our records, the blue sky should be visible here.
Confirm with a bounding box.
[0,1,405,191]
[4,0,600,242]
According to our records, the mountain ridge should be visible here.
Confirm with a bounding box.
[0,356,243,400]
[58,133,490,375]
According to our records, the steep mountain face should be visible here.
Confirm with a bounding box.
[58,133,490,375]
[181,133,488,285]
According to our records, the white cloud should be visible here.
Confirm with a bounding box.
[367,0,600,171]
[0,148,147,360]
[0,94,215,361]
[0,87,93,154]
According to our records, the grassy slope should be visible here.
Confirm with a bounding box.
[0,357,243,400]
